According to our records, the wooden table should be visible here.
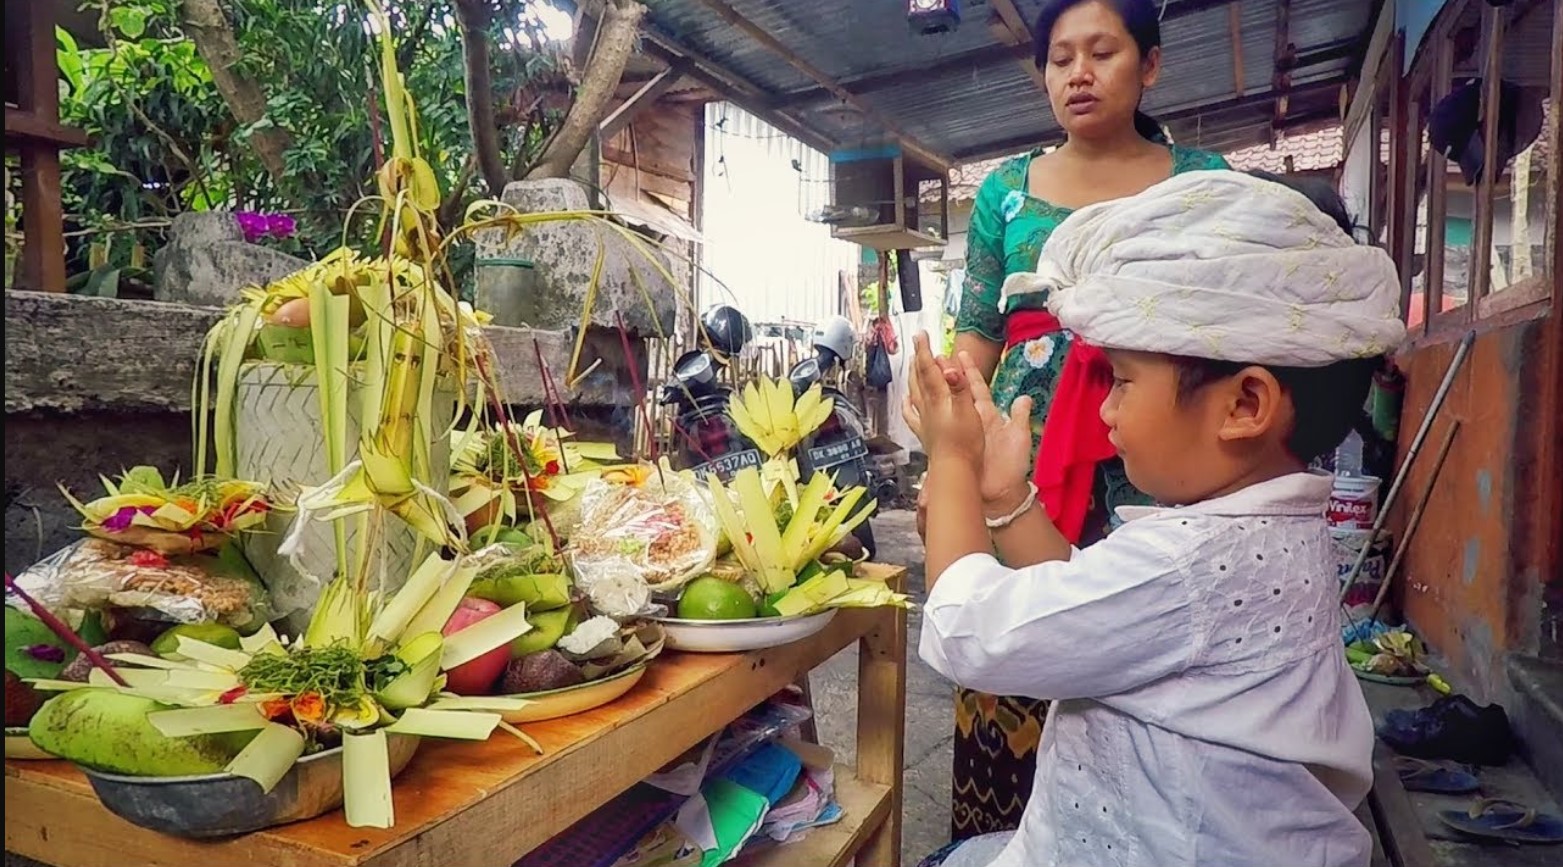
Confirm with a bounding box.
[4,566,908,867]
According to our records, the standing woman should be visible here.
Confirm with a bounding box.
[933,0,1229,856]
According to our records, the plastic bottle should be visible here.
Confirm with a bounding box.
[1335,429,1366,477]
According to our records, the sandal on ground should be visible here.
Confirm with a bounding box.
[1394,757,1480,795]
[1437,797,1563,844]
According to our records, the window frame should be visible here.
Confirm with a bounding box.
[1395,0,1559,346]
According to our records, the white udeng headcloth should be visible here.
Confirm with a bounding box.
[1000,170,1407,366]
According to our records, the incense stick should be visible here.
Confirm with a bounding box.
[4,573,128,686]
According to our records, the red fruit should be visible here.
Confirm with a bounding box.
[442,598,509,695]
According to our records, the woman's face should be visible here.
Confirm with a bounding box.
[1043,0,1160,139]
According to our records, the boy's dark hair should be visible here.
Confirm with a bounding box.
[1171,170,1381,463]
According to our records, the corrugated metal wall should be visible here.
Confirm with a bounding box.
[698,102,858,328]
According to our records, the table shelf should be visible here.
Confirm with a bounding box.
[5,565,908,867]
[734,767,893,867]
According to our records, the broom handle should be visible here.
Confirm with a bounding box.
[1338,330,1473,605]
[1366,421,1461,620]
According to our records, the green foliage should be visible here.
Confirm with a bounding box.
[52,0,570,288]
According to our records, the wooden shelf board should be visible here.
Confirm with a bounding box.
[4,567,906,867]
[732,767,893,867]
[831,225,947,252]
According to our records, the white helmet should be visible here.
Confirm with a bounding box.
[813,315,856,362]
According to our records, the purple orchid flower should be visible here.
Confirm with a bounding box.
[265,213,297,239]
[23,644,67,663]
[234,210,296,243]
[235,211,269,243]
[102,505,155,532]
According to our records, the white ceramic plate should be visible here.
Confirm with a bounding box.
[653,609,838,653]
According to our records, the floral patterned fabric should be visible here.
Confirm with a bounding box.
[948,145,1229,842]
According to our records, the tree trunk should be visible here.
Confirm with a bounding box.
[526,0,646,181]
[451,0,510,197]
[178,0,292,181]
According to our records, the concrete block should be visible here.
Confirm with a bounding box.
[152,212,310,307]
[474,178,678,334]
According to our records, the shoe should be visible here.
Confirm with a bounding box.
[1377,695,1516,766]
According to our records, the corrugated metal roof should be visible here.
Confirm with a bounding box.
[641,0,1375,163]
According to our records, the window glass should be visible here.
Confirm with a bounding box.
[1488,0,1553,293]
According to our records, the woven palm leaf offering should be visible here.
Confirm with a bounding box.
[681,376,911,621]
[17,0,681,834]
[60,465,270,556]
[449,409,620,541]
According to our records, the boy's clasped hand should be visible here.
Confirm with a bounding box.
[903,333,1037,523]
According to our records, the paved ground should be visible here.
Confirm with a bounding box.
[809,508,955,865]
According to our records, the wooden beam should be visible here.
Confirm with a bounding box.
[638,34,838,156]
[11,0,69,293]
[954,74,1346,161]
[772,43,1030,108]
[988,0,1050,95]
[1229,2,1246,98]
[774,13,1358,110]
[600,62,686,139]
[1270,0,1295,146]
[1470,6,1505,305]
[4,107,90,148]
[1551,0,1563,283]
[686,0,952,170]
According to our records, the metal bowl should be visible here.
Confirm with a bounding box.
[79,733,420,838]
[653,609,838,653]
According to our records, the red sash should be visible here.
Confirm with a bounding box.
[1004,310,1117,545]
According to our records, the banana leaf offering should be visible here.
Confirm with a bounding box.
[1346,629,1428,677]
[60,466,270,556]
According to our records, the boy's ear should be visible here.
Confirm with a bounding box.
[1216,366,1287,443]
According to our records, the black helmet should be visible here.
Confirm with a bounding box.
[699,304,753,359]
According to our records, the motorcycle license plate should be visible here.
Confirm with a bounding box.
[807,436,868,469]
[693,448,762,481]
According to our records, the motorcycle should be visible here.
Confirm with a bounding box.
[787,316,877,560]
[657,305,762,482]
[659,308,878,559]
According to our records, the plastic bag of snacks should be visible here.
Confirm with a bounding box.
[10,538,276,634]
[568,466,719,616]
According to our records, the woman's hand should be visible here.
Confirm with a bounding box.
[954,351,1036,515]
[907,333,984,469]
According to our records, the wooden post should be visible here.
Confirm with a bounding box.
[1470,7,1506,305]
[1229,2,1246,98]
[855,573,908,867]
[11,0,69,292]
[877,251,890,320]
[1270,0,1294,147]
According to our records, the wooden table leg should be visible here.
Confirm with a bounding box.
[855,603,907,866]
[793,674,820,744]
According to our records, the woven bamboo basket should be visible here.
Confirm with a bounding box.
[233,362,456,632]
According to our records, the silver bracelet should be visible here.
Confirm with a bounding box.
[985,483,1038,530]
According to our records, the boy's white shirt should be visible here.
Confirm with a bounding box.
[920,471,1375,867]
